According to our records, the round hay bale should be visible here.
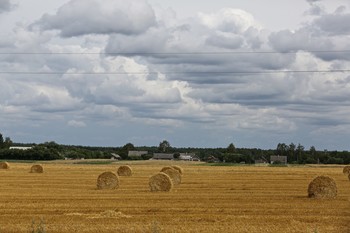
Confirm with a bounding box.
[97,171,119,190]
[149,172,173,192]
[161,167,181,186]
[342,166,350,175]
[171,165,183,175]
[30,164,43,173]
[0,162,9,169]
[348,173,350,181]
[160,166,174,173]
[308,176,337,199]
[117,165,132,176]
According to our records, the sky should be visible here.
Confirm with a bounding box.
[1,0,350,150]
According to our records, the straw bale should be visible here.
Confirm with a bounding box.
[117,165,132,176]
[307,176,337,199]
[0,162,9,169]
[30,164,43,173]
[149,172,173,192]
[161,167,181,186]
[160,166,174,173]
[97,172,119,190]
[343,166,350,175]
[172,165,184,175]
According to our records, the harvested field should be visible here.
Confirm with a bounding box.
[0,161,348,233]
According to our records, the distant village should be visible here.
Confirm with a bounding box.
[9,146,293,165]
[1,135,348,164]
[110,151,202,162]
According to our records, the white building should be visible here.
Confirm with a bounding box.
[9,146,32,150]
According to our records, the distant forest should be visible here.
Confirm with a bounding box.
[0,133,349,164]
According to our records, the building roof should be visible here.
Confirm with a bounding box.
[128,151,148,157]
[207,156,220,162]
[179,155,192,160]
[270,155,287,163]
[111,153,121,159]
[9,146,32,150]
[153,153,174,160]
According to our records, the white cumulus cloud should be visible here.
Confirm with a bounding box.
[34,0,156,37]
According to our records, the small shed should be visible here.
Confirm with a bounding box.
[111,153,121,160]
[270,155,287,164]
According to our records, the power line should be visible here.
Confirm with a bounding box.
[0,50,350,55]
[0,69,350,75]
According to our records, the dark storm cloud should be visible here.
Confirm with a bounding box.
[34,0,156,37]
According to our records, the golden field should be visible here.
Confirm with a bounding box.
[0,161,349,233]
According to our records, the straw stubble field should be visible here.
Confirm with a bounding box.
[0,161,349,233]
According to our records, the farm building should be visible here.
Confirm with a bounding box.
[255,156,268,164]
[255,159,267,164]
[179,153,193,161]
[179,153,200,161]
[110,153,121,160]
[128,151,148,158]
[9,146,32,150]
[191,155,200,161]
[152,153,174,160]
[270,155,287,164]
[207,156,220,163]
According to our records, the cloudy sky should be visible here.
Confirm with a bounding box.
[1,0,350,150]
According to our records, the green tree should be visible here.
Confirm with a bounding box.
[309,146,317,162]
[119,143,135,159]
[158,140,170,152]
[288,143,296,162]
[276,143,288,156]
[227,143,236,153]
[3,137,13,149]
[173,152,180,159]
[122,143,135,151]
[296,143,305,163]
[0,133,4,148]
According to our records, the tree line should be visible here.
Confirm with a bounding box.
[0,133,349,164]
